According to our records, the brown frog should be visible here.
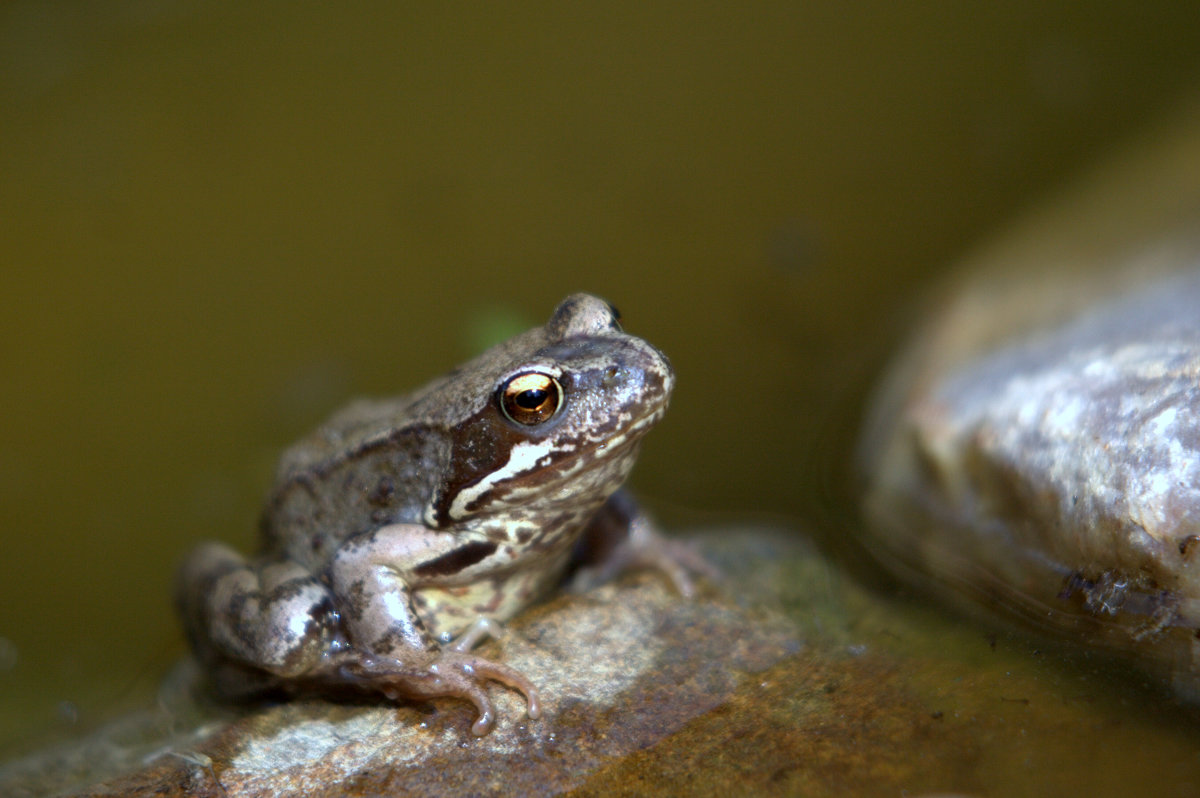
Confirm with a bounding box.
[176,294,693,735]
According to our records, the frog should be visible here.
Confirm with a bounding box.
[175,293,698,735]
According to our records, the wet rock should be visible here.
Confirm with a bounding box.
[6,529,1200,796]
[1,531,813,797]
[860,99,1200,696]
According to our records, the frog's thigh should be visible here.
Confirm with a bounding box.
[176,541,335,677]
[330,523,494,657]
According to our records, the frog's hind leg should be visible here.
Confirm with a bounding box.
[175,542,340,687]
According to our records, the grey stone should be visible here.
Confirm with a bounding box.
[865,266,1200,691]
[860,98,1200,697]
[855,97,1200,695]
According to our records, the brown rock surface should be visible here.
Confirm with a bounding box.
[5,530,1200,796]
[2,532,810,797]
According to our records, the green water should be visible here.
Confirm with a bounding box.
[3,2,1200,792]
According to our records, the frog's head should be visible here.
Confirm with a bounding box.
[426,293,673,527]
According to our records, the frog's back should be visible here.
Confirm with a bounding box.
[261,396,446,566]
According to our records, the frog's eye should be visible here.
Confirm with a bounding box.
[498,371,563,426]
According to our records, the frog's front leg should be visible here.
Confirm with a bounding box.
[329,524,541,736]
[571,489,719,597]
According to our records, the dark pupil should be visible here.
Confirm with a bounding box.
[516,389,548,409]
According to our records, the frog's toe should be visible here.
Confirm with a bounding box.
[462,655,542,721]
[645,536,723,598]
[368,651,541,735]
[446,617,507,653]
[427,652,541,734]
[430,672,496,736]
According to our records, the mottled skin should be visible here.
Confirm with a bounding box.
[176,294,685,735]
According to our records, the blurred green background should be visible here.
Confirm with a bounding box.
[3,0,1200,754]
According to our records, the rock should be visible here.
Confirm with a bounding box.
[6,529,1200,795]
[1,531,812,797]
[860,98,1200,696]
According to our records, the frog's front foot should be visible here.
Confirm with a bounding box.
[630,532,721,598]
[345,651,541,736]
[573,512,721,598]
